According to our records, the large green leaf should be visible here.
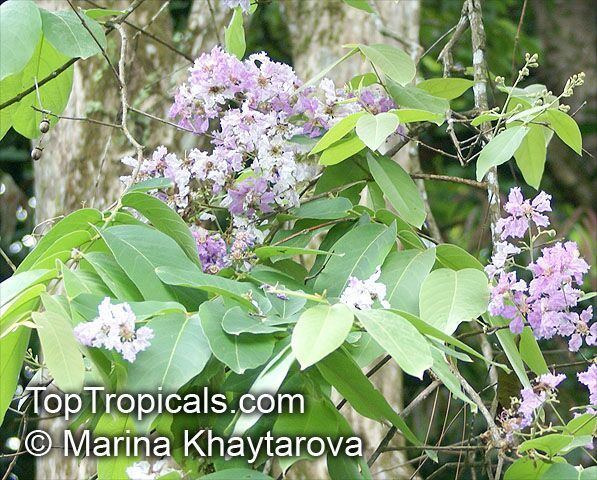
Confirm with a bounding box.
[12,37,74,139]
[222,306,286,335]
[82,252,144,301]
[504,457,565,480]
[430,347,476,408]
[487,314,531,388]
[543,109,582,155]
[32,311,84,392]
[0,0,42,80]
[314,222,396,297]
[127,313,211,392]
[435,244,484,271]
[367,153,426,227]
[387,82,449,115]
[317,349,420,445]
[355,112,399,151]
[291,197,353,220]
[518,434,574,457]
[199,301,274,374]
[224,7,246,59]
[380,248,436,314]
[0,328,30,425]
[416,78,474,100]
[476,126,529,181]
[40,9,106,59]
[355,309,432,378]
[156,266,264,311]
[101,225,195,301]
[419,268,489,334]
[121,191,200,267]
[95,412,138,479]
[231,345,295,436]
[358,44,415,86]
[291,303,354,369]
[0,72,22,139]
[310,112,366,154]
[393,108,444,126]
[319,134,365,166]
[0,269,54,309]
[519,327,548,375]
[514,124,547,189]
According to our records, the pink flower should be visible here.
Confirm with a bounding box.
[340,266,390,310]
[578,364,597,406]
[495,188,551,240]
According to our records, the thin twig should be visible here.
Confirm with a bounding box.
[510,0,528,81]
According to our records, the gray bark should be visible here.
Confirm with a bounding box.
[281,1,422,478]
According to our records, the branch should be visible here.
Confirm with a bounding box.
[410,173,487,189]
[0,0,146,112]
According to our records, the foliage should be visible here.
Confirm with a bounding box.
[0,1,594,480]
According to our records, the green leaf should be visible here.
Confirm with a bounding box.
[319,134,365,166]
[224,7,246,59]
[471,112,502,126]
[342,0,374,13]
[519,327,548,375]
[0,269,54,309]
[230,345,295,436]
[518,434,574,457]
[380,248,436,314]
[367,153,426,227]
[355,309,432,378]
[581,467,597,480]
[476,126,529,181]
[347,72,378,90]
[488,314,531,387]
[254,245,334,260]
[127,313,211,392]
[17,209,103,273]
[0,0,42,80]
[121,191,200,267]
[222,306,286,335]
[393,108,444,126]
[416,78,474,100]
[387,82,449,115]
[101,225,195,302]
[430,347,476,408]
[317,349,420,445]
[32,311,84,392]
[291,197,353,220]
[435,244,484,271]
[504,457,565,480]
[95,412,138,479]
[199,301,274,374]
[358,44,415,86]
[40,9,106,59]
[82,252,144,301]
[310,112,366,154]
[514,124,548,189]
[419,268,489,334]
[544,108,582,155]
[0,73,22,139]
[0,329,30,425]
[355,112,399,151]
[156,266,263,311]
[12,37,74,138]
[292,303,354,369]
[314,222,397,298]
[126,177,173,193]
[83,8,125,20]
[564,413,597,437]
[199,470,273,480]
[542,463,581,480]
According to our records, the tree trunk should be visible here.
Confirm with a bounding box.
[33,1,229,478]
[533,0,596,207]
[281,1,422,478]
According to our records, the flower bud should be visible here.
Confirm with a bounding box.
[39,119,50,134]
[31,146,43,161]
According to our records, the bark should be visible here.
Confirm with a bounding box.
[281,1,422,478]
[533,0,596,207]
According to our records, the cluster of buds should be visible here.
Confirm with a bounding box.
[519,52,539,78]
[562,72,585,98]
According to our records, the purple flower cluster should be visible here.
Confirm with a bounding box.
[487,189,592,349]
[499,373,565,440]
[122,47,394,274]
[495,187,551,240]
[222,0,250,12]
[74,298,153,363]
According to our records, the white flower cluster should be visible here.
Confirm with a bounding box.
[73,298,153,363]
[339,266,390,310]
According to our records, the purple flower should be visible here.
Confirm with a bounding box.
[74,298,153,363]
[222,0,251,12]
[495,188,551,240]
[578,365,597,406]
[191,226,230,274]
[516,373,565,428]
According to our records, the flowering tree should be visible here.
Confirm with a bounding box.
[0,1,594,479]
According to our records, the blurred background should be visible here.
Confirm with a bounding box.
[0,1,594,479]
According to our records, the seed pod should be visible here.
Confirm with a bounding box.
[39,119,50,134]
[31,146,43,161]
